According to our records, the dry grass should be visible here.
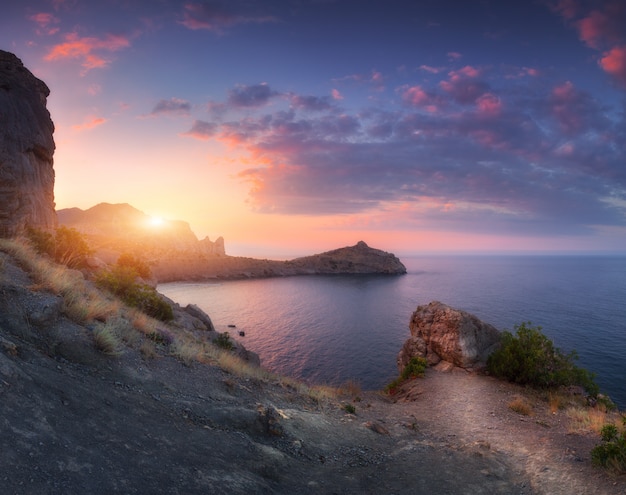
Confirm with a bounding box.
[129,309,157,335]
[508,396,533,416]
[93,322,123,356]
[566,404,623,435]
[0,238,121,325]
[547,391,570,414]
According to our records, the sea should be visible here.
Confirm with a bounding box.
[158,255,626,409]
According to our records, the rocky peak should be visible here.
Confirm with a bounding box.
[0,50,57,237]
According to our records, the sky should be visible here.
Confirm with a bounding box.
[2,0,626,257]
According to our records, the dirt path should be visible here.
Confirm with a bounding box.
[359,368,626,495]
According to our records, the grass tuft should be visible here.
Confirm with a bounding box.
[508,396,533,416]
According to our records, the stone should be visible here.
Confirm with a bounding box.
[0,50,57,236]
[397,301,501,372]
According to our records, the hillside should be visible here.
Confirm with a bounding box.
[0,243,624,494]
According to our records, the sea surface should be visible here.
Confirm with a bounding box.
[158,255,626,408]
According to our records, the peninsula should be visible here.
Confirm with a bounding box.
[58,203,407,282]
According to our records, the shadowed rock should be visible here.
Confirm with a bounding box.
[0,50,57,236]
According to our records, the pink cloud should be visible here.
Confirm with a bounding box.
[401,86,440,112]
[29,13,60,35]
[600,45,626,87]
[419,65,444,74]
[577,10,613,48]
[72,116,106,131]
[331,89,343,100]
[44,32,131,73]
[476,93,502,116]
[447,51,462,60]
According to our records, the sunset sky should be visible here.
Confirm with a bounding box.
[3,0,626,256]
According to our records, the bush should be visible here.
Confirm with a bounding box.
[26,226,93,268]
[214,332,234,350]
[95,265,173,322]
[487,322,598,395]
[591,419,626,473]
[386,356,428,394]
[116,253,151,280]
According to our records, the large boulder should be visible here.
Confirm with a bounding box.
[398,301,501,372]
[0,50,56,237]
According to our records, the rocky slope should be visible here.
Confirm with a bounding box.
[0,50,57,236]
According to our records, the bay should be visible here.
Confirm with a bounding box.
[158,255,626,408]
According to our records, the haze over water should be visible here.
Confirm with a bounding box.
[159,255,626,409]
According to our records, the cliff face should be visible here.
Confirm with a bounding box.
[0,50,56,237]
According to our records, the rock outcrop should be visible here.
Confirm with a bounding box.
[0,50,57,236]
[398,301,501,372]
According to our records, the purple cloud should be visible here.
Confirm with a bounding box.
[149,97,191,116]
[179,1,277,33]
[227,83,278,108]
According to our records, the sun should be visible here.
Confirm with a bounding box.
[148,215,164,227]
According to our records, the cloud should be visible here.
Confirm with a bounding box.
[72,116,107,131]
[182,120,219,140]
[600,45,626,88]
[289,94,334,112]
[550,1,626,88]
[179,1,277,33]
[44,32,131,74]
[148,97,192,117]
[28,12,60,35]
[227,83,278,108]
[183,74,625,237]
[439,66,490,104]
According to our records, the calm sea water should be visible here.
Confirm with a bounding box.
[158,256,626,408]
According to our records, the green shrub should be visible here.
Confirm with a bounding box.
[116,253,151,279]
[343,404,356,414]
[214,332,234,350]
[95,266,173,322]
[26,226,93,268]
[591,419,626,473]
[487,322,598,395]
[386,356,428,394]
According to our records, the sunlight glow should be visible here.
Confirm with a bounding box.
[149,216,164,227]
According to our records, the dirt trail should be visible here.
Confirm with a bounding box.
[361,368,626,495]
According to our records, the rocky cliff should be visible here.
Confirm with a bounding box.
[397,301,502,372]
[0,50,56,237]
